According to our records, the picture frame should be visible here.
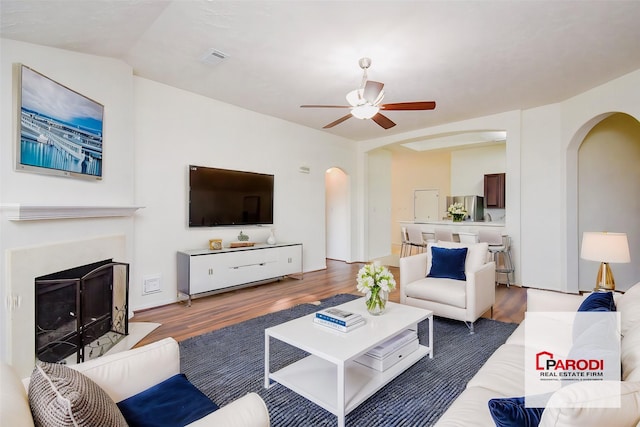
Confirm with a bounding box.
[209,239,223,250]
[15,64,104,180]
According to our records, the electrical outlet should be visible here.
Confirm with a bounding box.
[143,275,161,295]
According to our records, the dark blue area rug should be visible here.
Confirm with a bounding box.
[180,294,518,426]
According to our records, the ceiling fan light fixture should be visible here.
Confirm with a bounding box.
[351,104,379,119]
[346,89,364,107]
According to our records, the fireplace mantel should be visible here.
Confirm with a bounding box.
[2,204,144,221]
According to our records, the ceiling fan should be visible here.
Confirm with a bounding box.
[301,57,436,130]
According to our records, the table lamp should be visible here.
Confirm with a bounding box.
[580,231,631,291]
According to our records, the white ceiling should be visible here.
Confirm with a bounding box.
[2,0,640,142]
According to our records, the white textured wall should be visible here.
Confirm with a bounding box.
[132,77,356,309]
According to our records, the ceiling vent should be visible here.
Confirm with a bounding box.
[200,48,228,66]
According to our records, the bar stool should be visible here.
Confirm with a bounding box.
[478,229,514,287]
[406,225,428,255]
[434,229,454,242]
[400,227,411,257]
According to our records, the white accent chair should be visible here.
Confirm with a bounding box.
[399,241,496,333]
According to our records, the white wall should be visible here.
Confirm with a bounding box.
[132,77,356,309]
[450,144,506,196]
[520,104,564,290]
[0,39,136,362]
[366,149,392,260]
[325,168,350,261]
[0,39,358,363]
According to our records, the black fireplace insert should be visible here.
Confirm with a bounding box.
[35,259,129,363]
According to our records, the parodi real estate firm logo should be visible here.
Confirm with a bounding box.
[535,350,605,378]
[524,311,621,408]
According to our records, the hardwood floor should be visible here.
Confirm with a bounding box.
[133,259,526,347]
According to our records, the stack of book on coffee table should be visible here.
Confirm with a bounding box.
[314,307,365,332]
[355,329,419,371]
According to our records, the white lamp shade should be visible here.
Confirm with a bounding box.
[350,104,379,119]
[580,232,631,263]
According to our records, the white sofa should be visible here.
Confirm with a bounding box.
[1,337,270,427]
[435,284,640,426]
[400,241,496,333]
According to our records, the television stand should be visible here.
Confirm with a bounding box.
[177,242,303,306]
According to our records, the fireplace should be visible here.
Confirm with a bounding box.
[35,259,129,363]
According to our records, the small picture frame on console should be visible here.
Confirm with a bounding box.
[209,239,223,250]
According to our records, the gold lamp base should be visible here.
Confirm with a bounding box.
[594,262,616,292]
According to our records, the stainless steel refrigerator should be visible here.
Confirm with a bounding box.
[446,195,484,221]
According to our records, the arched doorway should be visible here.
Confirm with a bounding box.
[325,167,350,261]
[577,113,640,290]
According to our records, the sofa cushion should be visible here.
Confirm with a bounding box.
[117,373,218,427]
[28,362,127,427]
[436,386,509,426]
[0,362,34,427]
[429,241,488,275]
[617,281,640,336]
[404,277,467,308]
[577,291,616,312]
[573,292,617,341]
[621,326,640,381]
[427,246,467,281]
[466,344,526,397]
[539,381,640,427]
[488,396,544,427]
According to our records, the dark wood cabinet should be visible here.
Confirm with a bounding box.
[484,173,505,208]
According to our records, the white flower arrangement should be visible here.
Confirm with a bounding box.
[447,202,467,216]
[356,262,396,294]
[357,262,396,313]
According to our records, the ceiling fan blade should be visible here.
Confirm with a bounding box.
[300,105,350,108]
[363,80,384,104]
[371,113,396,129]
[381,101,436,111]
[323,114,352,129]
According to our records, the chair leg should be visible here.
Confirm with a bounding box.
[464,321,475,335]
[505,250,513,287]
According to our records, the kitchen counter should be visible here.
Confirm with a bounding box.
[400,220,507,242]
[400,220,504,227]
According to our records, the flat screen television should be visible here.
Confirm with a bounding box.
[189,165,274,227]
[15,64,104,180]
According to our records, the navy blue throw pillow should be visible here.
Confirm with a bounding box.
[117,373,218,427]
[577,291,616,312]
[427,246,467,281]
[488,397,544,427]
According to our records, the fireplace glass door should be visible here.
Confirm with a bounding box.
[35,260,129,363]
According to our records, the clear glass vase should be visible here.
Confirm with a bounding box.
[366,288,388,315]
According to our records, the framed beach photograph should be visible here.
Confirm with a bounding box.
[15,64,104,180]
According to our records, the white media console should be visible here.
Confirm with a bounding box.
[177,242,303,305]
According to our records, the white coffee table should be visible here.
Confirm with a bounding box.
[264,297,433,427]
